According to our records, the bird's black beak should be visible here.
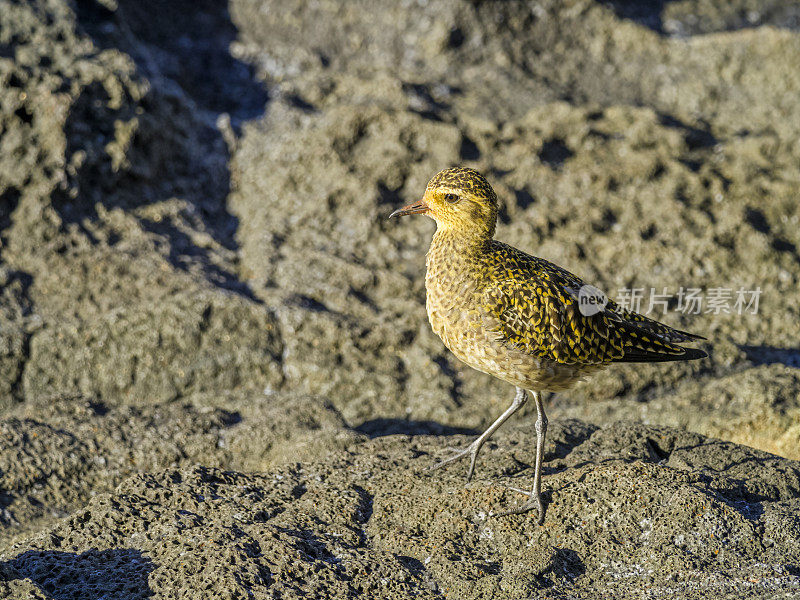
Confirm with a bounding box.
[389,199,430,219]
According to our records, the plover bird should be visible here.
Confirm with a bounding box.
[390,167,706,523]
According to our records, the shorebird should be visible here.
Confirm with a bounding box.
[390,167,706,524]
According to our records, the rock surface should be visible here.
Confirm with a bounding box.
[1,0,800,597]
[3,422,800,599]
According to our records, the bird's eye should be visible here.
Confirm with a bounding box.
[443,193,459,203]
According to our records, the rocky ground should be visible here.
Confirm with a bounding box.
[0,0,799,598]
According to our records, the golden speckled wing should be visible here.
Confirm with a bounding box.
[481,242,705,365]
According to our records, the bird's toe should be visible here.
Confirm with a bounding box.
[428,446,474,473]
[492,487,547,524]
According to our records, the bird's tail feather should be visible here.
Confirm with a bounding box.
[613,347,708,363]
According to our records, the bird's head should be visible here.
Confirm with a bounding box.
[390,167,498,239]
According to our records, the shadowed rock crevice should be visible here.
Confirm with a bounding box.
[538,137,574,170]
[740,345,800,368]
[5,548,155,600]
[0,188,21,243]
[55,0,269,295]
[75,0,267,123]
[601,0,800,35]
[4,548,155,600]
[1,0,284,416]
[0,269,34,407]
[599,0,671,33]
[744,207,799,256]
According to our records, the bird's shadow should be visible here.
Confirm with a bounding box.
[2,548,155,599]
[354,418,478,438]
[549,547,586,582]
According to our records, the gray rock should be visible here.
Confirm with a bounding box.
[0,391,366,546]
[1,0,800,595]
[2,422,799,599]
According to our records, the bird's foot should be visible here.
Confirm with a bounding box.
[492,486,547,525]
[428,439,483,481]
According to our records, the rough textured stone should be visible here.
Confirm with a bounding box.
[2,422,800,599]
[1,0,800,596]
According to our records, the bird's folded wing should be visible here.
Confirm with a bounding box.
[481,272,704,365]
[482,276,624,365]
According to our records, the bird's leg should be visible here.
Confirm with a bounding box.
[495,390,548,524]
[429,387,527,481]
[531,390,548,523]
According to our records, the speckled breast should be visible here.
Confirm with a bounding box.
[424,246,595,392]
[424,270,481,360]
[425,255,523,386]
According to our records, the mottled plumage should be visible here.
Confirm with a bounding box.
[391,166,707,523]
